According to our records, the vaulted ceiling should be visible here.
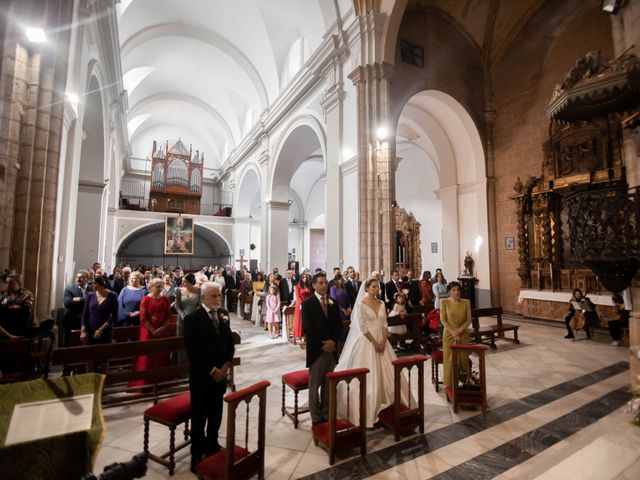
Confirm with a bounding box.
[117,0,349,173]
[409,0,544,66]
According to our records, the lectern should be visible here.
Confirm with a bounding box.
[0,373,105,479]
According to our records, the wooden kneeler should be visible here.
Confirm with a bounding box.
[446,344,489,415]
[281,368,310,428]
[378,355,427,441]
[312,368,369,465]
[197,380,270,480]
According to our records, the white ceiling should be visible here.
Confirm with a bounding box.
[117,0,346,171]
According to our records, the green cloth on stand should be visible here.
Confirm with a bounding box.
[0,373,105,480]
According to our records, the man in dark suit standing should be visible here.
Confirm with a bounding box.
[62,270,90,346]
[183,282,235,472]
[279,269,297,304]
[302,272,342,424]
[385,270,402,310]
[222,266,237,312]
[344,266,360,306]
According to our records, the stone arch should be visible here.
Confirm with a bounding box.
[396,89,490,303]
[116,222,232,269]
[234,163,262,217]
[269,114,326,202]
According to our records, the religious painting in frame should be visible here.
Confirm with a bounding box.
[505,236,516,251]
[431,242,438,254]
[165,216,194,255]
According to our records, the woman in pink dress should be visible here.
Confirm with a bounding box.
[293,272,313,341]
[130,278,173,388]
[265,285,281,338]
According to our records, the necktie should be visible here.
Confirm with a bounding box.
[320,296,327,316]
[210,310,220,333]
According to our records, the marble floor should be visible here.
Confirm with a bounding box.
[94,314,640,479]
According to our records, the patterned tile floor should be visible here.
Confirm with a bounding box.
[94,314,640,479]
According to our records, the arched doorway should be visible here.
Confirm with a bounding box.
[116,223,231,269]
[234,166,261,271]
[396,90,490,304]
[73,75,106,270]
[268,122,325,272]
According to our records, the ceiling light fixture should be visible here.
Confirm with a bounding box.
[602,0,622,13]
[376,126,388,141]
[25,27,47,43]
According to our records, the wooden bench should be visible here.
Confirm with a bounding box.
[387,313,424,352]
[470,307,520,349]
[52,333,242,407]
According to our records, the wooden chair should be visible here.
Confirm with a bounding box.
[312,368,369,465]
[377,355,427,441]
[0,338,32,383]
[283,306,296,344]
[430,350,444,392]
[143,392,191,475]
[281,368,310,428]
[446,344,489,415]
[196,380,270,480]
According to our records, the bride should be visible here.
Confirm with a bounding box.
[335,277,413,428]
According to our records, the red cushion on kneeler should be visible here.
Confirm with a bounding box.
[282,369,310,389]
[196,445,249,479]
[378,404,418,428]
[431,350,443,362]
[311,418,355,446]
[144,392,191,424]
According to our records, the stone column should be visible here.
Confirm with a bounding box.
[348,62,395,278]
[321,56,346,273]
[610,2,640,389]
[435,185,461,279]
[1,0,73,320]
[263,200,290,274]
[484,107,501,307]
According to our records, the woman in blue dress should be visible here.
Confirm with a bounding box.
[81,275,118,345]
[117,271,147,326]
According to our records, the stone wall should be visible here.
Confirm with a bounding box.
[491,0,614,314]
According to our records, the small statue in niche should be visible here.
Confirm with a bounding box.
[463,251,474,277]
[513,176,524,194]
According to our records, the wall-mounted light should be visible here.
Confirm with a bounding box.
[376,126,388,141]
[602,0,622,13]
[25,27,47,43]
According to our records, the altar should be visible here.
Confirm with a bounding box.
[517,289,617,322]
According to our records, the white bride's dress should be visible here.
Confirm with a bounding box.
[335,301,413,428]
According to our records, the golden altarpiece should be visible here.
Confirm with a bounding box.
[394,206,422,276]
[512,50,640,320]
[148,139,203,215]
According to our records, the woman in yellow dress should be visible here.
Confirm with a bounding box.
[440,281,472,390]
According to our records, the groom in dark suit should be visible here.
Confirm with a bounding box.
[302,272,343,424]
[184,282,235,472]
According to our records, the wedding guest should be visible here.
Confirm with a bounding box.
[110,268,125,294]
[432,272,448,310]
[419,271,435,310]
[174,273,201,364]
[117,271,147,326]
[130,278,173,387]
[329,275,352,321]
[80,275,117,345]
[62,269,90,346]
[161,273,177,303]
[441,281,472,390]
[607,294,629,346]
[251,272,265,326]
[0,273,34,338]
[293,272,313,341]
[238,273,253,320]
[265,285,281,339]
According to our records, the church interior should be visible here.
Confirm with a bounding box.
[1,0,640,478]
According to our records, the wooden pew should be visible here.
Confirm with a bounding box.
[52,333,242,406]
[0,339,32,383]
[469,307,520,349]
[387,313,424,352]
